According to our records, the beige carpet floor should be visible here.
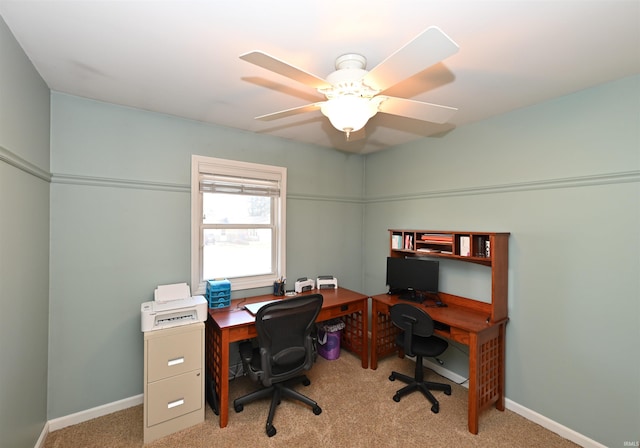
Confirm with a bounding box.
[44,352,578,447]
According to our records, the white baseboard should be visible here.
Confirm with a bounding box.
[505,398,606,448]
[38,362,606,448]
[47,394,143,432]
[34,421,49,448]
[422,359,605,448]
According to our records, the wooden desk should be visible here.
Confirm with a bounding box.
[205,287,369,428]
[370,292,507,435]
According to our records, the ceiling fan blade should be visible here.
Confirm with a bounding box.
[255,103,324,121]
[240,51,331,90]
[377,96,457,124]
[363,26,459,92]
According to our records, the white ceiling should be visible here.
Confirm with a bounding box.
[1,0,638,154]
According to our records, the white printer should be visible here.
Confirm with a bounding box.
[294,277,315,293]
[141,282,207,332]
[316,275,338,290]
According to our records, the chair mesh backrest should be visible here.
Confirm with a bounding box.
[390,303,435,337]
[255,294,323,371]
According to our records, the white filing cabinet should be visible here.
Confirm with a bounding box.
[143,322,204,443]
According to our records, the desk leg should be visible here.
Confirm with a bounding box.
[341,299,369,369]
[218,329,231,428]
[370,300,398,371]
[370,300,379,370]
[362,298,369,368]
[353,298,368,368]
[206,318,231,428]
[496,323,506,412]
[468,332,480,435]
[468,324,505,434]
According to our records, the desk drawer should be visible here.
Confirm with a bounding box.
[320,302,360,320]
[147,327,202,382]
[147,369,202,427]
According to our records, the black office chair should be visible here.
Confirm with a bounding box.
[233,294,324,437]
[388,303,451,413]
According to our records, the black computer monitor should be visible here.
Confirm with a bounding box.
[386,257,439,301]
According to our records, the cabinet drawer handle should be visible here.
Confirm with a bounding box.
[167,357,184,367]
[167,398,184,409]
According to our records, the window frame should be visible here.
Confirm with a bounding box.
[191,155,286,295]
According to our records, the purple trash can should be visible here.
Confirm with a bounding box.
[317,319,345,360]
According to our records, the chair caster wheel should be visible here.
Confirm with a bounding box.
[313,405,322,415]
[431,404,439,414]
[389,374,395,381]
[234,403,243,413]
[266,425,276,437]
[393,394,401,402]
[302,378,311,386]
[444,388,452,396]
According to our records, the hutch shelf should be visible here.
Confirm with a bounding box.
[388,230,510,322]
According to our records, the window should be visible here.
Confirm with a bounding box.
[191,156,286,294]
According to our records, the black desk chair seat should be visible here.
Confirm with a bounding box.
[233,294,323,437]
[388,303,452,413]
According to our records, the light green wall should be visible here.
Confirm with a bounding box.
[2,10,638,445]
[362,75,640,447]
[48,93,366,417]
[0,16,51,448]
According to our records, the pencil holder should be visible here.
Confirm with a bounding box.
[273,280,285,296]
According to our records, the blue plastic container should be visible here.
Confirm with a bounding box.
[206,279,231,309]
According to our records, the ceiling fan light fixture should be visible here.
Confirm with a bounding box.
[241,27,460,141]
[320,95,379,136]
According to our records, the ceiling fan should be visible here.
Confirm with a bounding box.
[240,26,459,139]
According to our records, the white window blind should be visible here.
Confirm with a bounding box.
[199,174,280,196]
